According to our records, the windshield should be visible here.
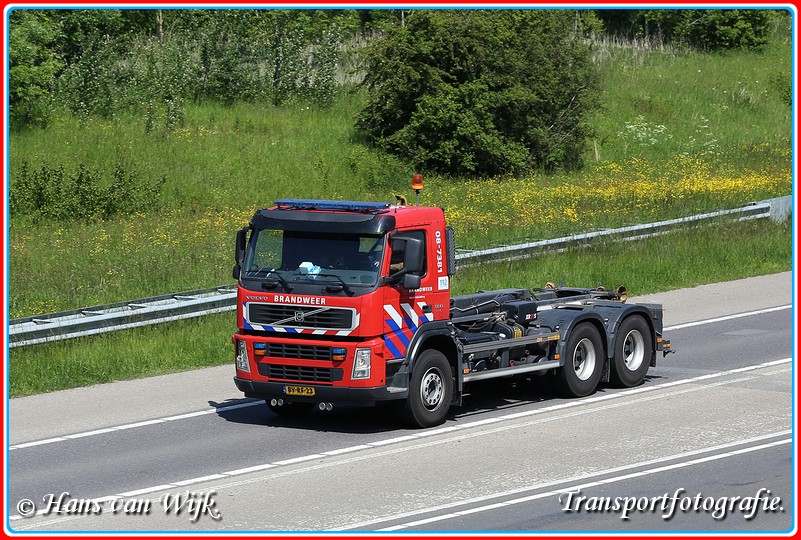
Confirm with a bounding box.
[243,229,385,288]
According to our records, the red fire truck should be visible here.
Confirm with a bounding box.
[232,189,671,427]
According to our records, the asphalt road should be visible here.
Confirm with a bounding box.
[5,272,795,534]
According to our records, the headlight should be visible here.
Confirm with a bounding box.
[236,340,250,373]
[352,348,371,380]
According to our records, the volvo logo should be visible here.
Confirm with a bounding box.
[294,311,305,323]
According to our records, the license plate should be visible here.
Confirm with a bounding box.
[284,385,315,396]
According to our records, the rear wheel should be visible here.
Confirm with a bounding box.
[557,323,604,397]
[610,316,652,387]
[403,349,453,428]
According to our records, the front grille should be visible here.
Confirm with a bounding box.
[265,343,332,361]
[248,304,353,330]
[258,363,342,383]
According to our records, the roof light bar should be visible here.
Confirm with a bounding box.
[275,199,391,213]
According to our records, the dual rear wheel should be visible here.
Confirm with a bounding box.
[557,316,652,397]
[611,316,652,388]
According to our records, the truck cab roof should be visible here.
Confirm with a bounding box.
[251,199,445,234]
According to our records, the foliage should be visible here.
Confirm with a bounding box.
[167,10,347,107]
[8,10,62,129]
[9,8,785,133]
[50,9,142,64]
[9,9,351,130]
[769,70,792,107]
[356,10,601,176]
[10,162,165,222]
[346,145,412,191]
[596,9,778,50]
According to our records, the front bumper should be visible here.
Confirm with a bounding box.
[234,376,408,405]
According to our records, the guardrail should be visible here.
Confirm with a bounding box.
[9,287,238,348]
[7,196,791,348]
[454,195,791,267]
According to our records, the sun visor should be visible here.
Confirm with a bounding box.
[251,209,396,235]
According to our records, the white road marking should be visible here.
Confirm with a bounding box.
[11,437,66,448]
[272,454,324,466]
[371,436,792,531]
[221,463,276,476]
[172,474,227,486]
[663,304,791,331]
[9,360,791,526]
[368,435,418,446]
[63,428,117,439]
[114,419,165,430]
[9,400,266,450]
[117,484,176,498]
[320,444,372,456]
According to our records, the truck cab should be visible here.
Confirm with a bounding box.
[232,198,670,427]
[232,200,454,417]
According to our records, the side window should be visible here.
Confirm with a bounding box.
[390,230,426,275]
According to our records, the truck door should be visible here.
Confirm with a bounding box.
[381,229,449,360]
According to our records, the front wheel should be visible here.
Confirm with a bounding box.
[403,349,453,428]
[610,316,652,387]
[557,323,604,397]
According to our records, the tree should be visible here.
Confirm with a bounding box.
[596,9,775,50]
[8,10,63,129]
[355,10,600,176]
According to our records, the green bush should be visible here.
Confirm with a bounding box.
[8,10,62,129]
[769,70,792,107]
[9,9,349,131]
[356,10,601,176]
[597,9,776,51]
[347,145,411,191]
[10,162,165,222]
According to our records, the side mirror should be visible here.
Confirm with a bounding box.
[402,273,422,290]
[388,236,424,289]
[233,227,248,280]
[400,237,424,274]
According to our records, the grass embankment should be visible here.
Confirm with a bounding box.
[9,218,792,398]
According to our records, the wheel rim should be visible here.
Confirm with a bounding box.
[420,367,444,411]
[622,329,646,371]
[572,338,596,381]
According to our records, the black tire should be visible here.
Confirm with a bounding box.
[557,323,604,397]
[403,349,453,428]
[610,316,652,387]
[266,401,316,416]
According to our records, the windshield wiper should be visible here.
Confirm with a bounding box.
[316,273,355,296]
[248,268,294,293]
